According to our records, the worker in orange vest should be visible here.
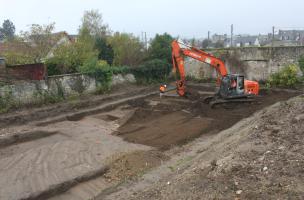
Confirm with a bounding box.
[159,84,167,98]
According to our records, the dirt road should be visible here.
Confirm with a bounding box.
[0,83,302,200]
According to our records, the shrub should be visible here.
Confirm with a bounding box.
[111,66,130,75]
[45,27,98,75]
[78,58,113,91]
[0,88,18,113]
[267,64,300,88]
[130,59,171,84]
[45,59,63,76]
[33,90,64,105]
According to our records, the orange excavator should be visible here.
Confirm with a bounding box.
[162,40,259,106]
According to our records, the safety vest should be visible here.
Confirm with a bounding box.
[159,85,166,93]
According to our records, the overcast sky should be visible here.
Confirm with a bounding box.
[1,0,304,39]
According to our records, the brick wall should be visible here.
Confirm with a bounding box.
[5,63,46,81]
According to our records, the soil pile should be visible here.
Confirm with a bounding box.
[105,150,169,182]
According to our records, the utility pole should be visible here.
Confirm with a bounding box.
[207,31,210,48]
[141,32,143,43]
[144,32,147,50]
[231,24,233,48]
[272,26,275,47]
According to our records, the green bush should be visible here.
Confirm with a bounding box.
[267,64,300,88]
[45,59,63,76]
[298,55,304,75]
[79,57,172,91]
[130,59,171,84]
[33,90,64,105]
[78,58,113,91]
[45,27,98,75]
[110,66,130,75]
[0,88,18,113]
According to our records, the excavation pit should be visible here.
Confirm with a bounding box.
[114,88,300,150]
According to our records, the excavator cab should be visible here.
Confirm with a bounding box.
[218,74,246,98]
[218,74,259,98]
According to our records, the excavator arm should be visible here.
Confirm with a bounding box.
[171,40,228,96]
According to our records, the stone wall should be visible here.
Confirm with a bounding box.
[185,46,304,81]
[0,73,136,104]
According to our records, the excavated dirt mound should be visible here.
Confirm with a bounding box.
[105,150,169,182]
[115,88,300,150]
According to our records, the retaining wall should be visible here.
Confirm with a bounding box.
[0,73,136,104]
[185,46,304,81]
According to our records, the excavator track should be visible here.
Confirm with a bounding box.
[204,95,258,108]
[209,98,256,108]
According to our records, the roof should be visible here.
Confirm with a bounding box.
[52,31,75,42]
[234,36,259,44]
[0,42,26,56]
[68,34,78,40]
[263,40,299,47]
[279,30,304,34]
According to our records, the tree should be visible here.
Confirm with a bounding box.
[20,23,60,62]
[108,32,144,66]
[46,27,98,75]
[81,10,114,66]
[0,19,15,41]
[95,37,114,65]
[81,10,110,38]
[148,33,174,64]
[3,23,59,65]
[202,39,211,48]
[190,38,196,46]
[215,40,224,48]
[2,39,37,65]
